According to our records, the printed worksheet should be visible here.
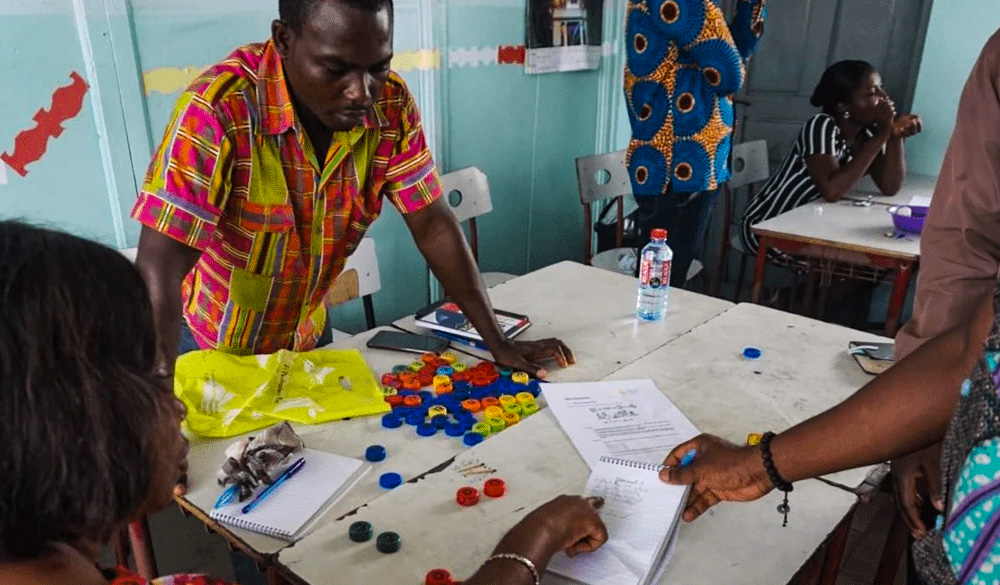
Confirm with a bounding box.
[541,379,699,469]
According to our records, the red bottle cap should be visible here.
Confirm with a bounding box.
[483,478,506,498]
[425,569,452,585]
[456,486,480,507]
[651,228,668,240]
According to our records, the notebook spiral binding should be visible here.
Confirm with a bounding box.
[599,455,666,473]
[210,513,291,539]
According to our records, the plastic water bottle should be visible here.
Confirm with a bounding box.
[636,228,672,321]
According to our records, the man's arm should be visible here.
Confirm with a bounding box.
[129,91,232,376]
[663,293,994,521]
[730,0,766,61]
[136,227,201,379]
[896,30,1000,358]
[403,199,573,378]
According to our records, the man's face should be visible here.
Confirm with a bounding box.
[274,0,393,132]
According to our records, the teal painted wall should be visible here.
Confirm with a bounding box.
[0,0,620,335]
[907,3,1000,176]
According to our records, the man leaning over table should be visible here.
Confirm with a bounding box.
[133,0,575,415]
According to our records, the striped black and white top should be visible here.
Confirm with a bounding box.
[740,113,875,254]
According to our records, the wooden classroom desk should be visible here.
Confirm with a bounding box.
[275,304,887,584]
[395,261,734,383]
[176,263,732,571]
[750,199,920,336]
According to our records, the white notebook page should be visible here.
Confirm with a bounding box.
[548,457,686,585]
[210,448,365,540]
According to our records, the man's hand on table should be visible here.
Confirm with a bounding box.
[491,339,576,379]
[891,442,943,539]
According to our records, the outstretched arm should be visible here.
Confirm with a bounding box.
[662,292,994,521]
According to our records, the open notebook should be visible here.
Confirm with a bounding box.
[548,456,687,585]
[210,448,367,541]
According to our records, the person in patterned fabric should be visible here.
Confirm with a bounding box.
[654,260,1000,581]
[0,221,608,585]
[623,0,766,287]
[134,0,574,398]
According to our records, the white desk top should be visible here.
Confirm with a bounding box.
[604,302,888,490]
[396,261,734,383]
[753,199,920,261]
[280,304,877,584]
[181,327,509,555]
[849,173,937,201]
[180,264,731,556]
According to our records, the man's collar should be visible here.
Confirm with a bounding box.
[256,41,296,136]
[257,40,390,135]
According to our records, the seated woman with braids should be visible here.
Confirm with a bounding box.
[0,221,607,585]
[739,60,923,255]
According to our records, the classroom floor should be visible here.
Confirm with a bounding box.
[115,492,909,585]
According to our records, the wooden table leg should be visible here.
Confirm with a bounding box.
[751,236,769,304]
[886,262,913,337]
[128,517,158,580]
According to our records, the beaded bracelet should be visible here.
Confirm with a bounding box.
[483,553,540,585]
[760,431,793,526]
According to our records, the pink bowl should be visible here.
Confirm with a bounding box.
[887,205,929,235]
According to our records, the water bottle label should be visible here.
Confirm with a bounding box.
[640,258,672,289]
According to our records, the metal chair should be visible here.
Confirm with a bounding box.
[713,139,770,300]
[438,167,517,291]
[326,237,381,342]
[575,150,705,282]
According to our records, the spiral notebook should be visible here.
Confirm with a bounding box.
[209,448,367,541]
[547,456,688,585]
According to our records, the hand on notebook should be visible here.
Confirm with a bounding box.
[659,435,771,522]
[492,339,576,379]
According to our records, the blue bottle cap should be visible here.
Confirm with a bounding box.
[445,422,466,437]
[743,347,762,360]
[381,413,403,429]
[463,432,485,447]
[431,414,449,429]
[379,472,403,489]
[418,390,434,402]
[417,422,438,437]
[404,412,425,426]
[365,445,387,462]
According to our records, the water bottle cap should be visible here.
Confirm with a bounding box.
[651,228,668,240]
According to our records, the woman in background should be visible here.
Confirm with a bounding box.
[739,60,923,255]
[0,221,607,585]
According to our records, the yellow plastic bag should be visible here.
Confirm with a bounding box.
[174,348,390,438]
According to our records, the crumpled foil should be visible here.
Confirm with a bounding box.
[217,422,305,501]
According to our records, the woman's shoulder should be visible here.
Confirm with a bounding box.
[801,113,838,133]
[0,546,108,585]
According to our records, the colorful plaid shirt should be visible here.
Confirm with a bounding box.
[132,41,441,355]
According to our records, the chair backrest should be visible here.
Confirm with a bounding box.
[575,150,632,205]
[729,140,770,190]
[441,167,493,224]
[339,237,381,299]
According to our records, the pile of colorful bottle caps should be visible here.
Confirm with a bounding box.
[378,352,541,446]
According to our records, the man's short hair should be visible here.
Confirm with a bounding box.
[279,0,393,31]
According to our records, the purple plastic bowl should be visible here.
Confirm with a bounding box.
[887,205,929,235]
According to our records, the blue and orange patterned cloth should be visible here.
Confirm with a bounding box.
[132,41,441,355]
[624,0,766,196]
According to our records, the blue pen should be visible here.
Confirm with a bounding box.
[679,449,697,468]
[214,484,239,509]
[241,457,307,515]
